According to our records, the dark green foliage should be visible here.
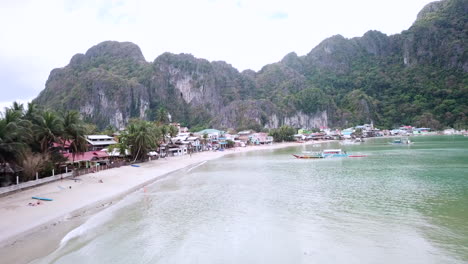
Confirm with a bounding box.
[269,126,296,142]
[0,102,89,184]
[295,88,331,114]
[121,119,159,162]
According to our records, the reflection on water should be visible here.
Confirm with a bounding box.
[34,136,468,264]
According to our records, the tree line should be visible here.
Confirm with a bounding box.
[0,102,180,185]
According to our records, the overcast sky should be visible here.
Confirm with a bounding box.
[0,0,435,109]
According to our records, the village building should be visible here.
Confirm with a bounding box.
[341,128,354,139]
[237,130,255,143]
[62,150,110,169]
[307,132,326,140]
[294,134,306,141]
[413,128,431,135]
[250,133,273,145]
[86,135,118,151]
[170,123,189,134]
[196,129,225,143]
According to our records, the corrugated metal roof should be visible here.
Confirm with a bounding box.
[86,139,117,146]
[86,135,114,140]
[62,151,109,162]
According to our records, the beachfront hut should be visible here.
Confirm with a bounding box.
[63,151,109,169]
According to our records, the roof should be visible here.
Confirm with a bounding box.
[86,135,115,140]
[86,139,117,146]
[238,130,254,135]
[197,129,223,135]
[52,140,72,148]
[63,151,109,162]
[323,149,343,153]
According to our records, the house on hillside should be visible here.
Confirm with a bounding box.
[86,135,117,151]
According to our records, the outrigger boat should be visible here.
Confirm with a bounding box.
[390,138,413,145]
[293,149,366,159]
[292,152,324,159]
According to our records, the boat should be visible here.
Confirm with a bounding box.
[340,140,360,145]
[32,197,53,201]
[292,153,324,159]
[293,149,364,159]
[390,138,413,145]
[322,149,348,158]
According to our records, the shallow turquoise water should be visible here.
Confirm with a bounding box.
[34,136,468,264]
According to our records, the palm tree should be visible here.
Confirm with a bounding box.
[169,125,178,138]
[155,107,169,124]
[0,118,23,164]
[33,111,63,153]
[0,104,32,162]
[160,125,169,143]
[24,102,40,121]
[127,120,158,162]
[62,111,88,166]
[0,106,31,184]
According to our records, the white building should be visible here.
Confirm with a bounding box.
[86,135,117,151]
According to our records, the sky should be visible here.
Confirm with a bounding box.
[0,0,436,110]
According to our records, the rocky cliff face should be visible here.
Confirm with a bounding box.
[34,0,467,130]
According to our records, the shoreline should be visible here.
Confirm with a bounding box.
[0,140,326,264]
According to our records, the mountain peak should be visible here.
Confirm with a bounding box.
[84,41,146,62]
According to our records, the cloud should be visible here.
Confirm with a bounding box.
[270,12,288,20]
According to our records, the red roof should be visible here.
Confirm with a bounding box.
[63,151,108,162]
[52,140,73,148]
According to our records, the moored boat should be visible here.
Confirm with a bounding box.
[293,149,364,159]
[390,138,413,145]
[292,153,323,159]
[322,149,348,158]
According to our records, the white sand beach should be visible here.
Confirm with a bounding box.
[0,141,325,264]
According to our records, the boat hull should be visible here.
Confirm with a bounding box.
[292,154,323,159]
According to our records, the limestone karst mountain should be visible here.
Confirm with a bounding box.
[34,0,467,130]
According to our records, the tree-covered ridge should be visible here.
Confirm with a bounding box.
[34,0,467,130]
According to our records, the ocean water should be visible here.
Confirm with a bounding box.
[32,136,468,264]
